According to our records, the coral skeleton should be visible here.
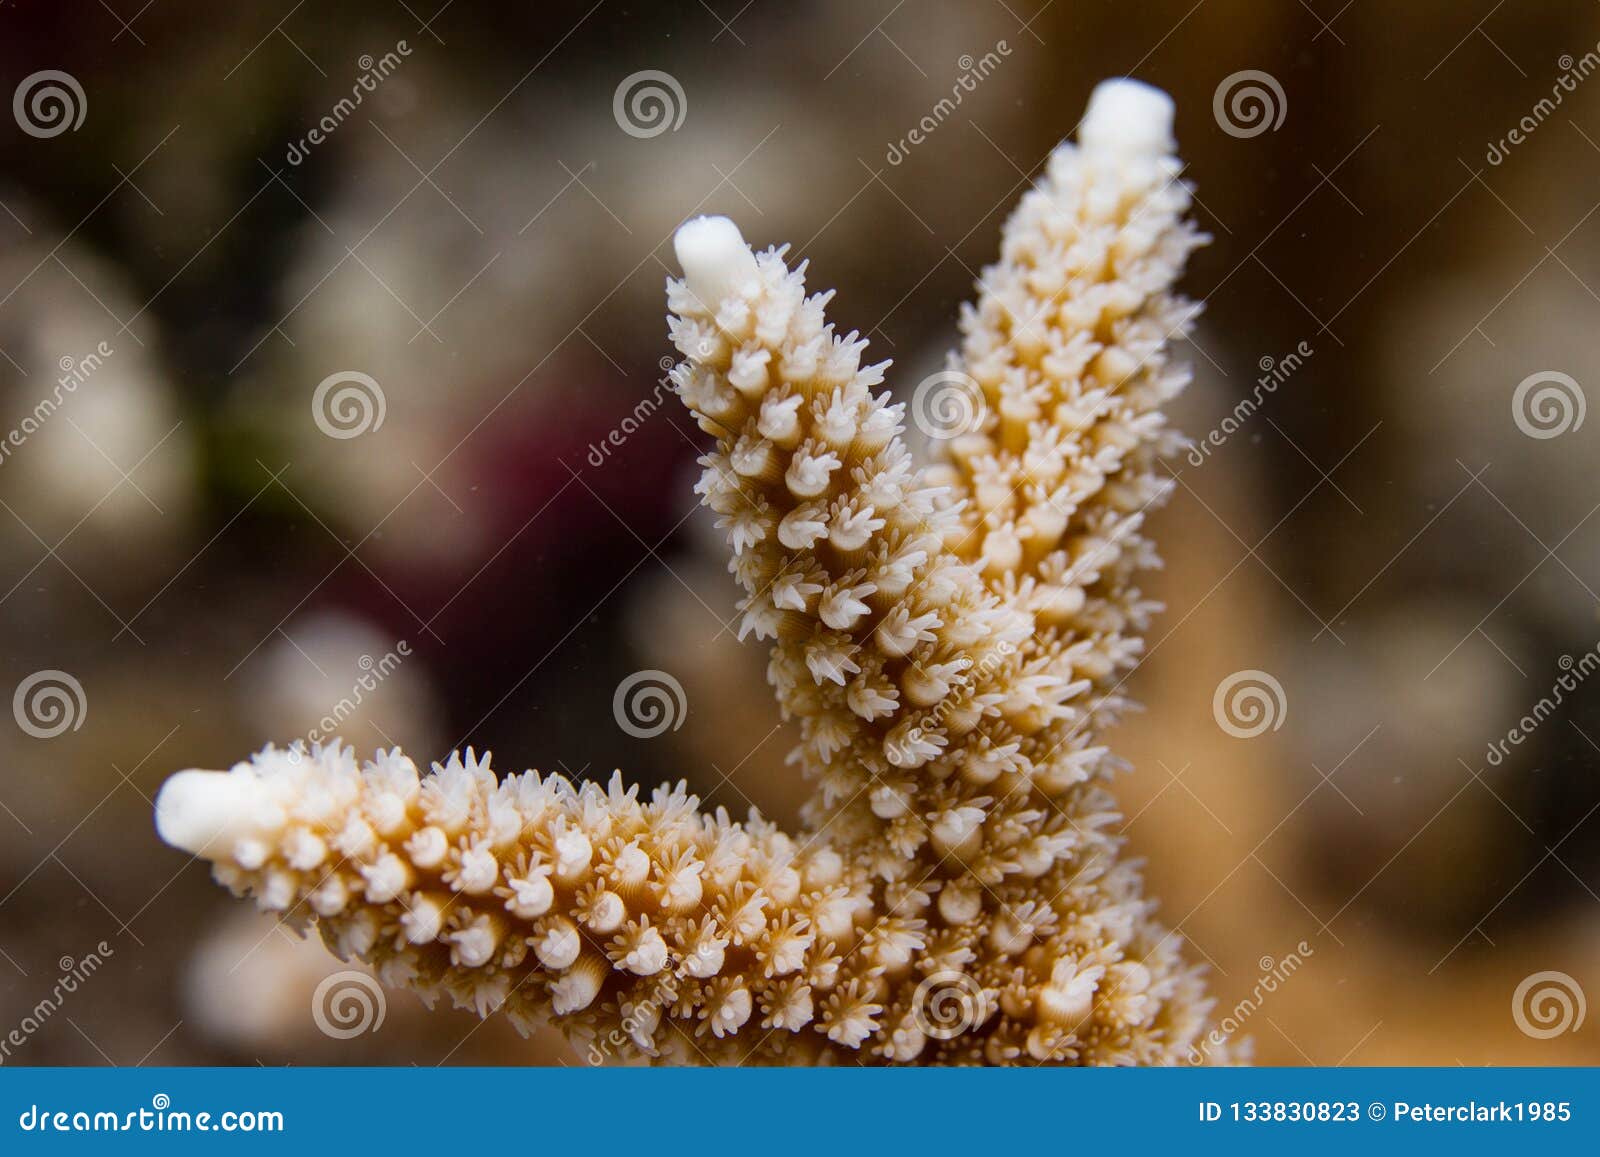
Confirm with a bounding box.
[156,79,1231,1065]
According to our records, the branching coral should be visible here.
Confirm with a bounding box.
[155,79,1233,1065]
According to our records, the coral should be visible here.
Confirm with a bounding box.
[155,78,1232,1065]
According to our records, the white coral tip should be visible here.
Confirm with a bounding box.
[1079,77,1175,158]
[673,215,758,309]
[154,769,263,856]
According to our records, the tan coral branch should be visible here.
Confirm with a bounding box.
[155,78,1235,1066]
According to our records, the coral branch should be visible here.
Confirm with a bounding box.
[156,78,1234,1066]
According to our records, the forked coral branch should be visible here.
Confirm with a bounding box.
[155,78,1234,1065]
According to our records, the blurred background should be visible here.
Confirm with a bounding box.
[2,0,1599,1065]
